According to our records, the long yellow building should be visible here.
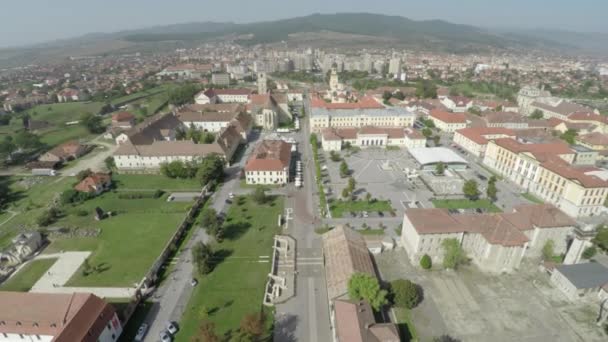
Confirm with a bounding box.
[483,138,608,218]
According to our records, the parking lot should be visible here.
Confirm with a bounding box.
[321,148,434,217]
[376,249,607,342]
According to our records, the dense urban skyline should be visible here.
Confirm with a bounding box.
[1,0,607,47]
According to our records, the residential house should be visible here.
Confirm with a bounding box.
[39,140,88,163]
[111,111,136,129]
[74,173,112,194]
[56,88,80,102]
[441,96,472,112]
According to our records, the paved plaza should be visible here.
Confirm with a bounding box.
[29,252,135,298]
[375,249,607,342]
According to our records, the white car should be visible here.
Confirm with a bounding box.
[228,193,235,199]
[166,321,179,335]
[134,323,148,341]
[160,331,172,342]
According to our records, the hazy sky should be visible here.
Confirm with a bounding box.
[1,0,606,47]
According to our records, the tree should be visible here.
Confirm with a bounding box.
[14,131,42,150]
[441,238,467,270]
[329,151,341,162]
[416,80,438,99]
[462,180,480,200]
[240,312,265,339]
[252,186,268,204]
[197,154,224,186]
[192,241,214,275]
[393,91,405,100]
[365,192,372,203]
[37,207,60,227]
[422,127,432,139]
[593,226,608,252]
[138,107,148,116]
[486,181,498,202]
[200,208,221,237]
[347,273,388,311]
[530,109,544,119]
[339,161,349,178]
[435,162,445,175]
[104,156,115,170]
[168,84,200,106]
[582,246,597,259]
[0,136,16,161]
[342,187,350,199]
[420,254,432,270]
[542,240,555,260]
[192,321,220,342]
[433,135,441,146]
[560,129,578,145]
[80,113,105,134]
[390,279,421,309]
[382,91,392,101]
[76,169,93,181]
[347,177,356,193]
[309,133,318,147]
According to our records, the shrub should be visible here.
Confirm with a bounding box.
[582,246,597,259]
[390,279,422,309]
[420,254,432,270]
[153,189,165,198]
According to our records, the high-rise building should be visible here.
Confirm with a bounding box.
[389,57,402,75]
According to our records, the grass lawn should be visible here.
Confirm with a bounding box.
[176,195,283,341]
[54,192,191,287]
[25,102,105,125]
[0,176,75,249]
[521,192,544,204]
[0,258,57,292]
[39,125,95,147]
[432,198,502,213]
[329,199,393,218]
[113,174,202,191]
[110,85,170,106]
[394,307,418,341]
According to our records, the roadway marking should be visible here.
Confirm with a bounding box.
[308,277,318,340]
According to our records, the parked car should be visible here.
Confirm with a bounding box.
[160,331,172,342]
[476,174,487,181]
[191,278,198,286]
[229,192,235,199]
[166,322,179,335]
[134,323,148,341]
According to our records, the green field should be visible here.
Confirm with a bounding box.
[329,199,393,218]
[25,102,105,125]
[110,85,171,106]
[0,258,57,292]
[431,198,502,213]
[0,175,194,287]
[113,174,202,191]
[176,195,282,341]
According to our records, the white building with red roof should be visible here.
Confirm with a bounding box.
[429,110,467,132]
[453,127,516,157]
[244,140,292,185]
[320,126,424,151]
[440,95,472,112]
[56,88,80,102]
[194,88,253,105]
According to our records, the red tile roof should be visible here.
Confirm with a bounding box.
[430,110,466,123]
[456,127,515,145]
[577,132,608,146]
[111,111,135,122]
[540,157,608,188]
[74,173,111,193]
[245,140,292,172]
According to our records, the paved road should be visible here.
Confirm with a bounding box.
[143,132,259,342]
[61,137,117,175]
[274,95,332,342]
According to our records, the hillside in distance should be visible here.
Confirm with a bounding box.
[122,13,531,53]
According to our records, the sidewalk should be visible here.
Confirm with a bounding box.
[29,252,134,298]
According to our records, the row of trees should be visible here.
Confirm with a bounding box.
[347,273,423,311]
[159,154,224,186]
[168,84,201,106]
[193,311,267,342]
[176,125,216,144]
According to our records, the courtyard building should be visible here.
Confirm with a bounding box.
[320,126,424,151]
[311,105,415,133]
[244,140,292,185]
[400,204,576,273]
